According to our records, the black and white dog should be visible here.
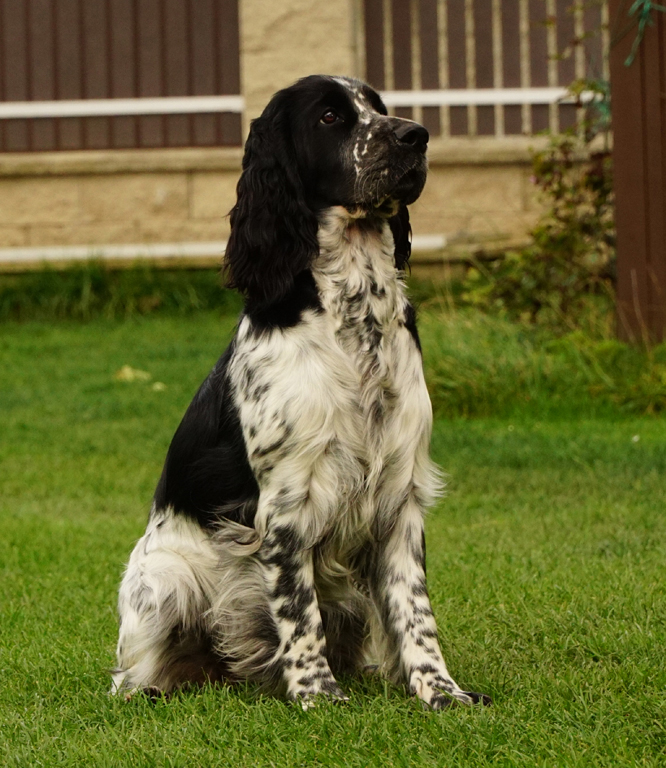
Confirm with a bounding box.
[112,75,490,710]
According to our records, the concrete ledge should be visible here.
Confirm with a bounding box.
[0,140,536,176]
[0,134,609,178]
[0,234,529,273]
[0,147,243,177]
[427,137,544,165]
[0,240,227,272]
[427,134,610,166]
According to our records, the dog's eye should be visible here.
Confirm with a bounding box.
[320,110,339,125]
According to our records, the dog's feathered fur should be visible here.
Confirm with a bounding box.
[112,75,490,709]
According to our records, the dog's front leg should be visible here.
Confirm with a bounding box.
[259,523,347,708]
[371,496,491,709]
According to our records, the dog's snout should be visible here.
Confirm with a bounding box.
[393,121,429,154]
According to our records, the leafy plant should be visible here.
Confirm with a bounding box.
[463,133,615,329]
[462,76,615,331]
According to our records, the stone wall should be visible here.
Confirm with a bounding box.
[0,138,542,257]
[0,149,241,252]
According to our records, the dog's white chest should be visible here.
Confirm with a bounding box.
[230,213,434,544]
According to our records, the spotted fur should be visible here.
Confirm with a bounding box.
[112,75,490,710]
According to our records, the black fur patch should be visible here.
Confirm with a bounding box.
[154,342,259,529]
[246,270,322,335]
[403,302,421,351]
[389,205,412,270]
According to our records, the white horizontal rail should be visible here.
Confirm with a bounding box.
[0,236,446,267]
[0,89,594,120]
[0,95,244,120]
[0,241,228,264]
[380,87,596,107]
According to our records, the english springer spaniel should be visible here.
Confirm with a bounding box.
[112,75,490,710]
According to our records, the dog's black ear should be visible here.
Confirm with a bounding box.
[225,94,320,306]
[388,204,412,270]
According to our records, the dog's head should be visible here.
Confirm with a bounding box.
[284,75,429,212]
[226,75,429,304]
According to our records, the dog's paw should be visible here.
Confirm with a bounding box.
[426,689,492,710]
[410,669,491,710]
[290,678,349,710]
[461,690,492,706]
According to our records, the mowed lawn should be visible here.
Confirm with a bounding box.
[1,312,665,767]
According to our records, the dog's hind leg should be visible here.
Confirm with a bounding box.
[111,510,223,697]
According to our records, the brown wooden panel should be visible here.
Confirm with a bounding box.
[220,111,241,145]
[583,0,603,79]
[475,105,493,136]
[502,0,521,87]
[610,0,652,340]
[191,0,215,95]
[3,0,29,100]
[138,114,164,147]
[529,0,548,85]
[109,0,136,97]
[2,0,29,148]
[420,106,439,135]
[58,116,83,149]
[192,113,216,145]
[111,115,138,147]
[448,107,467,136]
[558,102,576,131]
[502,0,522,133]
[28,0,56,149]
[82,0,110,98]
[447,0,466,88]
[137,0,162,96]
[474,0,494,87]
[529,0,549,132]
[218,0,240,94]
[556,0,575,86]
[474,0,495,134]
[31,118,57,150]
[164,0,189,96]
[652,8,666,332]
[531,103,549,132]
[55,0,83,99]
[4,119,30,151]
[83,115,112,148]
[392,0,412,120]
[419,0,440,135]
[29,0,55,99]
[0,0,242,151]
[447,0,468,134]
[642,12,666,337]
[364,0,385,89]
[658,11,666,338]
[165,113,191,146]
[503,104,522,134]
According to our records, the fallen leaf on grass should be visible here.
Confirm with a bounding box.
[114,365,152,383]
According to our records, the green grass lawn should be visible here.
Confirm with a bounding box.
[1,312,665,767]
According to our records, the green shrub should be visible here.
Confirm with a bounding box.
[463,131,615,330]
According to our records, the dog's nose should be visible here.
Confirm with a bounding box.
[393,121,429,154]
